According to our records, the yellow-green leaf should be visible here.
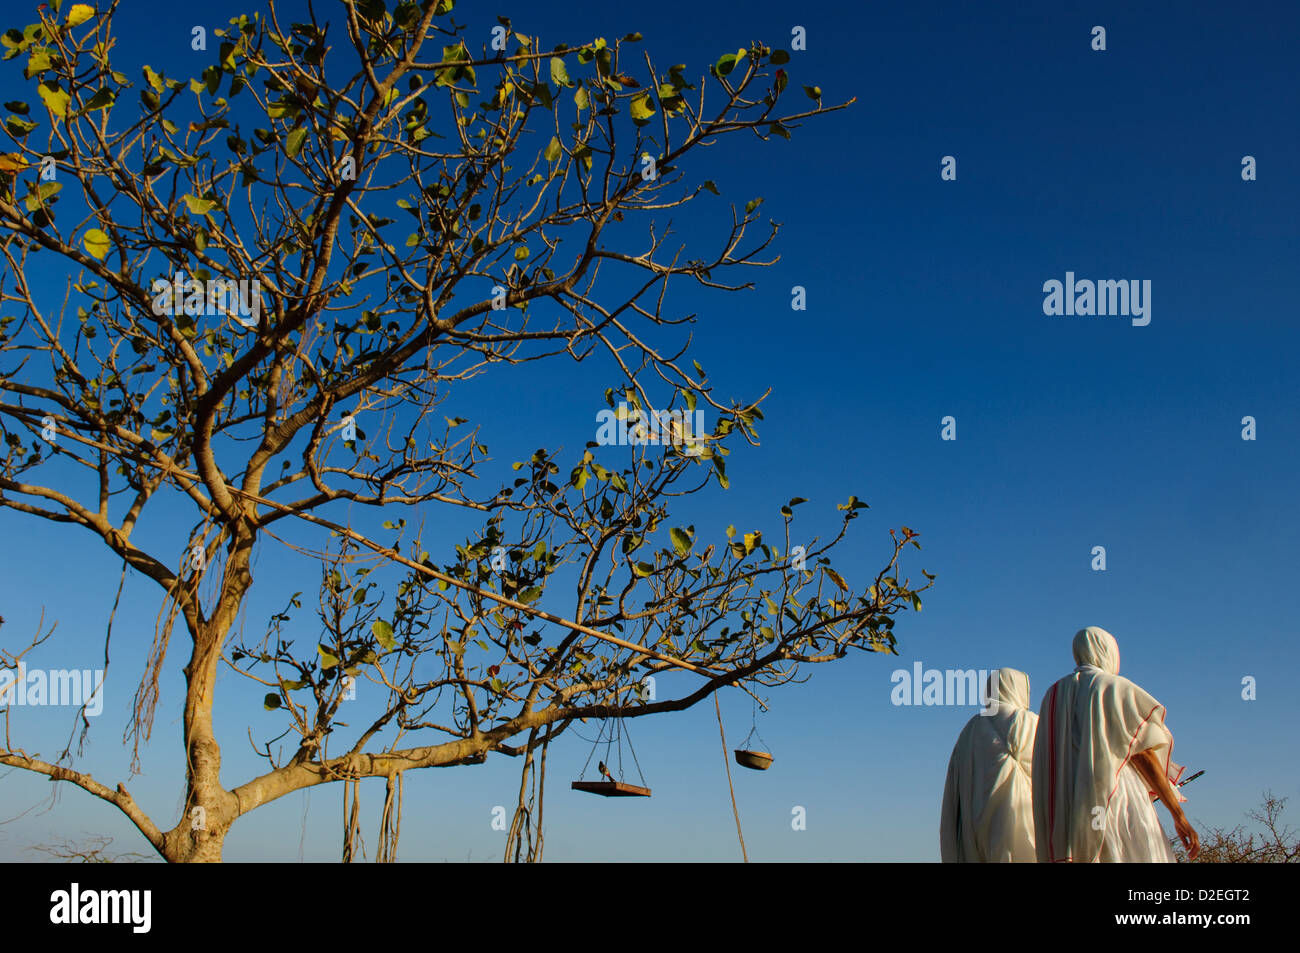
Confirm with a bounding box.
[183,194,216,216]
[143,65,164,94]
[79,86,114,114]
[543,136,562,162]
[66,4,96,27]
[629,94,655,122]
[82,228,109,259]
[37,82,70,118]
[372,619,396,650]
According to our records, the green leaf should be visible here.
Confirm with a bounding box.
[371,619,396,650]
[550,56,570,88]
[543,135,562,162]
[82,228,109,259]
[715,53,739,76]
[284,126,307,158]
[769,49,790,65]
[632,561,654,577]
[701,180,720,196]
[24,180,61,212]
[517,586,543,604]
[513,245,530,261]
[824,567,848,593]
[263,693,282,710]
[909,592,922,612]
[744,196,764,215]
[803,85,822,100]
[573,85,589,110]
[669,527,691,555]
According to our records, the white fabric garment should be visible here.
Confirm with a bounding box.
[1032,627,1185,863]
[940,668,1038,862]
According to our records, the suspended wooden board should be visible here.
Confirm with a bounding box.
[571,780,652,797]
[734,749,773,771]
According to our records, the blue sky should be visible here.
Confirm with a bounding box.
[2,0,1297,861]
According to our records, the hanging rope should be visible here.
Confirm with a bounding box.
[575,712,650,787]
[715,694,748,863]
[740,695,771,753]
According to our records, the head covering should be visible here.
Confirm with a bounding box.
[1033,629,1185,862]
[988,667,1031,710]
[940,668,1038,862]
[1072,626,1120,674]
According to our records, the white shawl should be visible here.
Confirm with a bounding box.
[1031,627,1185,863]
[940,668,1038,862]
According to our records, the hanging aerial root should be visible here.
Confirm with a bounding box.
[342,776,363,863]
[377,771,404,863]
[505,726,551,863]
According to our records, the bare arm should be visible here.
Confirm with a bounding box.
[1133,749,1200,860]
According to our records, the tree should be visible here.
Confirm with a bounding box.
[28,834,158,863]
[1173,792,1300,863]
[0,0,930,862]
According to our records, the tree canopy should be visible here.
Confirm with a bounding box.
[0,0,929,862]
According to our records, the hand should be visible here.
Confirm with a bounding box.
[1174,813,1200,860]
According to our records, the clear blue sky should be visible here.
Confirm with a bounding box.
[2,0,1297,861]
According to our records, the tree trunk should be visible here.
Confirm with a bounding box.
[160,524,255,862]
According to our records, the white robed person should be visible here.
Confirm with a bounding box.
[1032,626,1200,862]
[940,668,1038,862]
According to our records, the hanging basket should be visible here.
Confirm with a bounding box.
[570,780,652,797]
[734,749,773,771]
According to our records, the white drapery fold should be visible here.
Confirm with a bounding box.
[940,668,1038,862]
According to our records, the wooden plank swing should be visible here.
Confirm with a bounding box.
[572,710,651,798]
